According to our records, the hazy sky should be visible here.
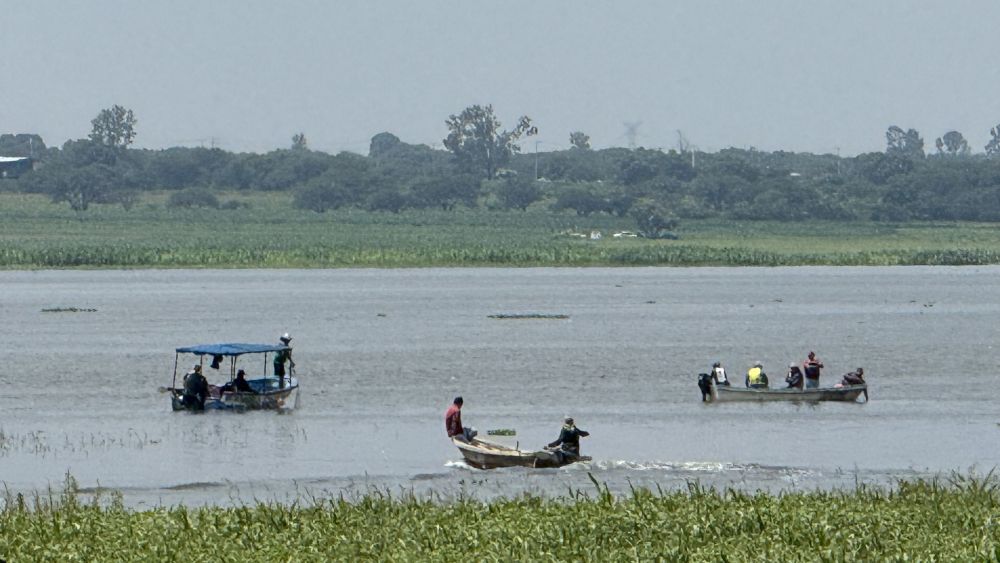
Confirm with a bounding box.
[3,1,999,156]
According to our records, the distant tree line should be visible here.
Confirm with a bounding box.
[7,104,1000,226]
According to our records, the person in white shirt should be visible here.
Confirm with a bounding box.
[711,361,730,386]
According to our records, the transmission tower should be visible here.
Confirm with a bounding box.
[676,130,697,168]
[623,121,641,150]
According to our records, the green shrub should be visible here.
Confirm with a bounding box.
[167,187,220,209]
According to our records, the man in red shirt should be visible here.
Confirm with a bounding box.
[445,396,476,442]
[803,351,824,388]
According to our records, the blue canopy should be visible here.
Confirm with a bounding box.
[175,343,290,356]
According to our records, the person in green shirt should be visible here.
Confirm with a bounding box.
[274,333,295,388]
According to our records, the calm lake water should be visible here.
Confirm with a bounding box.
[1,266,998,507]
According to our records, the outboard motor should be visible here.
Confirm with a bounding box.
[697,373,713,402]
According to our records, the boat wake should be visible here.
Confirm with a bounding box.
[591,460,818,476]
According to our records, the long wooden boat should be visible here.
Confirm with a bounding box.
[710,384,868,403]
[452,437,591,469]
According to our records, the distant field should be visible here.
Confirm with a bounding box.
[2,192,1000,268]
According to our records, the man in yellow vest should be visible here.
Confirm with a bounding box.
[745,361,769,389]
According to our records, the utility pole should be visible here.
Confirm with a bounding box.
[534,140,541,179]
[677,130,696,168]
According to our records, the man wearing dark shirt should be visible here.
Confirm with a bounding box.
[547,417,590,459]
[182,364,209,409]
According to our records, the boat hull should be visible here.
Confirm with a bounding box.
[452,437,591,469]
[172,377,299,412]
[710,384,867,403]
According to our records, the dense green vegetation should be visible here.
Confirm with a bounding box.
[3,475,1000,560]
[6,107,1000,232]
[4,105,1000,268]
[2,192,1000,268]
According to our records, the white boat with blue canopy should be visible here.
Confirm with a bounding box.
[169,343,299,412]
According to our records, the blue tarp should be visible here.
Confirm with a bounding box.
[175,343,289,356]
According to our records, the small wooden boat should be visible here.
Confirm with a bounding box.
[452,437,591,469]
[709,384,868,403]
[168,343,299,412]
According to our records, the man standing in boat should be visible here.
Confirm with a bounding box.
[445,396,476,442]
[546,416,590,461]
[273,333,295,389]
[803,351,824,388]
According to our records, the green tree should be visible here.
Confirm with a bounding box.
[32,139,138,213]
[935,131,970,156]
[885,126,924,159]
[411,175,479,210]
[569,131,590,150]
[443,104,536,179]
[630,199,678,238]
[986,124,1000,157]
[854,151,914,185]
[89,105,137,150]
[366,188,407,213]
[496,176,542,211]
[0,134,46,157]
[291,132,308,151]
[369,132,401,157]
[551,187,606,216]
[167,187,220,209]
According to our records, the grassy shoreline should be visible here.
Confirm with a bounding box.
[2,475,999,560]
[3,192,1000,268]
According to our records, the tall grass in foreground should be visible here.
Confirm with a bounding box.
[3,474,1000,560]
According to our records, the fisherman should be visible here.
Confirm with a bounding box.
[181,364,209,410]
[840,368,869,401]
[547,416,590,462]
[697,372,714,402]
[711,361,730,386]
[803,351,824,388]
[219,369,255,396]
[785,363,804,389]
[273,333,295,389]
[840,367,865,386]
[445,396,476,442]
[745,362,769,389]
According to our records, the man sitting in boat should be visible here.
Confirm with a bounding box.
[219,369,255,397]
[181,364,209,409]
[445,396,477,442]
[785,363,804,389]
[840,368,865,386]
[546,417,590,461]
[745,362,769,389]
[711,361,730,386]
